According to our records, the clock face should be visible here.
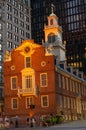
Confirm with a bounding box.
[25,47,30,53]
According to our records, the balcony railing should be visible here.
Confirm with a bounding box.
[18,87,36,97]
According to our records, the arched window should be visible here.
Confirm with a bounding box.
[48,33,55,43]
[50,19,53,25]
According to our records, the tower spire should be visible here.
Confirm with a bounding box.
[51,3,55,14]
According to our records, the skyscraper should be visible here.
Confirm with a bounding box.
[0,0,31,111]
[31,0,86,76]
[0,0,31,82]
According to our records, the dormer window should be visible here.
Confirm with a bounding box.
[50,19,53,25]
[48,33,55,43]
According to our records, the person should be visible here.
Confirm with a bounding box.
[32,117,36,127]
[30,118,33,127]
[4,116,10,128]
[15,119,19,128]
[27,117,29,126]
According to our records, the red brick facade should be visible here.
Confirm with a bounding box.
[4,40,57,118]
[3,40,86,121]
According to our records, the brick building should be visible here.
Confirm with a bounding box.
[3,10,86,121]
[4,39,56,118]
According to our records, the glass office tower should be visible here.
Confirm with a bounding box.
[31,0,86,76]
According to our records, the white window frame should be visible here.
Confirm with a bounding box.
[11,98,18,109]
[25,75,32,88]
[11,76,17,90]
[26,97,33,108]
[40,73,47,87]
[41,95,49,107]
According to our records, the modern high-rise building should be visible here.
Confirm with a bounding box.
[31,0,86,76]
[0,0,31,111]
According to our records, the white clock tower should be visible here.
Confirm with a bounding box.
[43,4,66,65]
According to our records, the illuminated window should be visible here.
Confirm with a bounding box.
[41,95,49,107]
[40,73,47,87]
[12,98,18,109]
[80,62,82,67]
[11,77,17,89]
[25,76,32,88]
[26,97,33,108]
[26,57,31,68]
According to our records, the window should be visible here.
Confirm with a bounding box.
[25,8,29,14]
[62,76,65,89]
[26,97,33,108]
[7,41,12,48]
[13,26,18,33]
[14,35,19,42]
[7,32,12,39]
[25,76,32,88]
[0,23,1,30]
[7,22,12,30]
[25,16,29,22]
[0,55,2,61]
[63,96,66,108]
[19,29,24,36]
[41,95,49,107]
[13,17,18,24]
[20,12,24,19]
[7,13,12,21]
[0,66,2,72]
[26,24,29,30]
[0,44,2,50]
[12,98,18,109]
[0,34,2,40]
[11,77,17,89]
[13,8,18,16]
[19,4,24,11]
[20,21,24,27]
[48,33,55,43]
[59,95,63,107]
[7,4,12,12]
[50,19,53,25]
[40,73,47,87]
[26,57,30,68]
[26,32,30,38]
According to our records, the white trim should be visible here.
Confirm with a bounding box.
[40,73,48,87]
[41,95,49,107]
[26,97,33,109]
[11,76,17,90]
[11,98,18,110]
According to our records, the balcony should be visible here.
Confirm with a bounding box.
[18,87,36,97]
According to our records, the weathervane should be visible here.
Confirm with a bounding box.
[51,3,55,13]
